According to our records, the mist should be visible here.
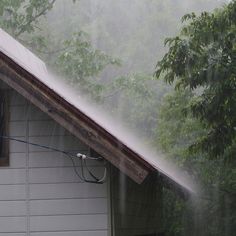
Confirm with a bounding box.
[46,0,227,74]
[1,0,233,235]
[39,0,227,139]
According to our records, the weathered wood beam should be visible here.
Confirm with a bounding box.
[0,55,153,184]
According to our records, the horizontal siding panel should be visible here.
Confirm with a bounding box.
[0,169,26,184]
[29,152,102,168]
[10,105,49,121]
[29,121,70,136]
[29,167,106,184]
[9,139,26,153]
[0,216,26,232]
[9,153,27,168]
[10,105,29,121]
[10,91,27,105]
[30,231,107,236]
[27,106,50,121]
[30,198,107,215]
[0,185,26,200]
[29,152,72,167]
[28,136,88,152]
[29,167,81,184]
[29,183,107,199]
[6,92,110,235]
[0,234,26,236]
[9,121,27,137]
[0,201,26,216]
[30,215,107,231]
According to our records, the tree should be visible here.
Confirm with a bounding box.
[155,2,236,235]
[156,90,205,166]
[155,0,236,158]
[56,32,120,99]
[157,90,236,236]
[102,73,170,141]
[0,0,119,100]
[0,0,56,38]
[0,0,58,52]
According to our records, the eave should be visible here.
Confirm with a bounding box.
[0,51,154,184]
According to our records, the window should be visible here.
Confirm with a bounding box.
[0,90,9,166]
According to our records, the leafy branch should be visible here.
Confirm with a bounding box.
[15,0,56,37]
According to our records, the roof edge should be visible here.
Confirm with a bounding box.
[0,51,153,184]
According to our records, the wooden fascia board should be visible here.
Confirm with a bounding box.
[0,53,154,184]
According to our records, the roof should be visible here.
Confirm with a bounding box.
[0,28,195,196]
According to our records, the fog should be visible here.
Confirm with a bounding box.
[46,0,227,75]
[39,0,228,141]
[0,1,234,235]
[40,0,229,182]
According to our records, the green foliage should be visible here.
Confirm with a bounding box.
[157,89,236,236]
[0,0,76,53]
[155,0,236,158]
[156,89,205,166]
[156,3,236,231]
[0,0,119,100]
[47,0,223,76]
[0,0,56,37]
[103,73,170,141]
[162,188,186,236]
[56,32,121,99]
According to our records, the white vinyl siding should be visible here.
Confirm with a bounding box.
[0,85,108,235]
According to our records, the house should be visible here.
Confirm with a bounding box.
[0,28,194,236]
